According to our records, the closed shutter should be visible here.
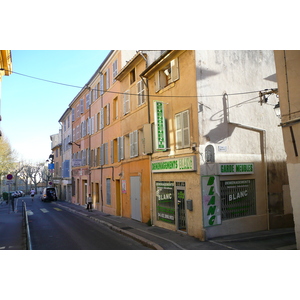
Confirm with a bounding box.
[123,91,130,115]
[100,108,104,129]
[118,136,124,161]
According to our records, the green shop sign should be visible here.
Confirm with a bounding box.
[154,101,167,151]
[218,163,254,175]
[202,176,221,227]
[152,156,196,173]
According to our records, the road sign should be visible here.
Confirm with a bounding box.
[7,174,13,180]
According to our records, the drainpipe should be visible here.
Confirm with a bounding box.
[139,51,154,226]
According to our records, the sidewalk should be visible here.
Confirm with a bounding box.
[54,200,297,250]
[0,198,25,250]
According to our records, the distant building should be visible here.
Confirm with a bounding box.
[59,108,72,202]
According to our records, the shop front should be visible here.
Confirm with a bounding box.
[152,155,203,239]
[202,162,268,239]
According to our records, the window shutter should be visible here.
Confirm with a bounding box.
[72,108,75,122]
[182,110,190,147]
[155,72,161,92]
[106,68,110,90]
[100,108,104,129]
[171,58,179,82]
[111,140,114,164]
[137,80,145,106]
[123,91,130,115]
[100,145,104,166]
[100,74,104,95]
[80,99,84,113]
[175,113,182,149]
[91,116,95,134]
[106,103,110,125]
[118,136,124,161]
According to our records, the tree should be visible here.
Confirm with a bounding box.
[0,135,16,192]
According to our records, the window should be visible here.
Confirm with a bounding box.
[113,60,118,82]
[113,97,118,120]
[130,68,136,84]
[130,130,138,158]
[123,90,130,115]
[111,139,118,163]
[221,180,256,220]
[72,108,75,122]
[67,115,70,128]
[137,80,145,106]
[155,58,179,92]
[175,110,190,149]
[106,178,111,205]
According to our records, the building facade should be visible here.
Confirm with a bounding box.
[59,108,72,202]
[196,50,289,239]
[274,50,300,249]
[50,131,62,198]
[54,50,291,241]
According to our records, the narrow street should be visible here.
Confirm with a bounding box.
[24,196,149,250]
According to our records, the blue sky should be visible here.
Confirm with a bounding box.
[1,50,111,163]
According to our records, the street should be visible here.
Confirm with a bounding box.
[24,196,149,250]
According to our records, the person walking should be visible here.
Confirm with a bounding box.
[86,194,92,212]
[30,188,35,201]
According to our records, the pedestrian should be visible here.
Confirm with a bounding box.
[10,192,15,213]
[30,188,35,201]
[86,194,92,212]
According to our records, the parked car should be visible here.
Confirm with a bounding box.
[41,187,58,201]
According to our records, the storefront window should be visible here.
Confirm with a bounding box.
[220,179,256,220]
[156,181,175,224]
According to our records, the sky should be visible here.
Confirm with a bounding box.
[1,50,111,163]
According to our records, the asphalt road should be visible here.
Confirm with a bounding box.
[24,197,149,250]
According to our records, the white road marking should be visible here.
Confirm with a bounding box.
[27,210,33,215]
[40,208,49,213]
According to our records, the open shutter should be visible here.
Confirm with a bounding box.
[100,108,104,129]
[171,58,179,82]
[182,110,190,147]
[123,91,130,115]
[175,113,182,149]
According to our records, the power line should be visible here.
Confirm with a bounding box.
[1,68,275,99]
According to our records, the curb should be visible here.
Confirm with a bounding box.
[54,203,163,250]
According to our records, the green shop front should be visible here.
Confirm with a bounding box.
[202,162,269,239]
[151,155,204,239]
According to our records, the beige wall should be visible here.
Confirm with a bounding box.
[274,50,300,249]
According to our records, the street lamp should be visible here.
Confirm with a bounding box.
[274,102,281,118]
[68,142,81,148]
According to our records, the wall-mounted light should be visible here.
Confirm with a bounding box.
[68,142,81,148]
[274,102,281,118]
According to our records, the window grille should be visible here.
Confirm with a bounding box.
[220,179,256,220]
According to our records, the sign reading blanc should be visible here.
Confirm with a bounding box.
[154,101,167,151]
[152,156,196,173]
[202,176,221,227]
[218,163,254,175]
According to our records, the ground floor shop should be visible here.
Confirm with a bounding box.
[151,155,204,240]
[202,162,269,239]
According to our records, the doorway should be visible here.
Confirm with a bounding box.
[130,176,141,221]
[176,182,186,231]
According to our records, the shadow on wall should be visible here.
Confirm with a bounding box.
[204,93,260,143]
